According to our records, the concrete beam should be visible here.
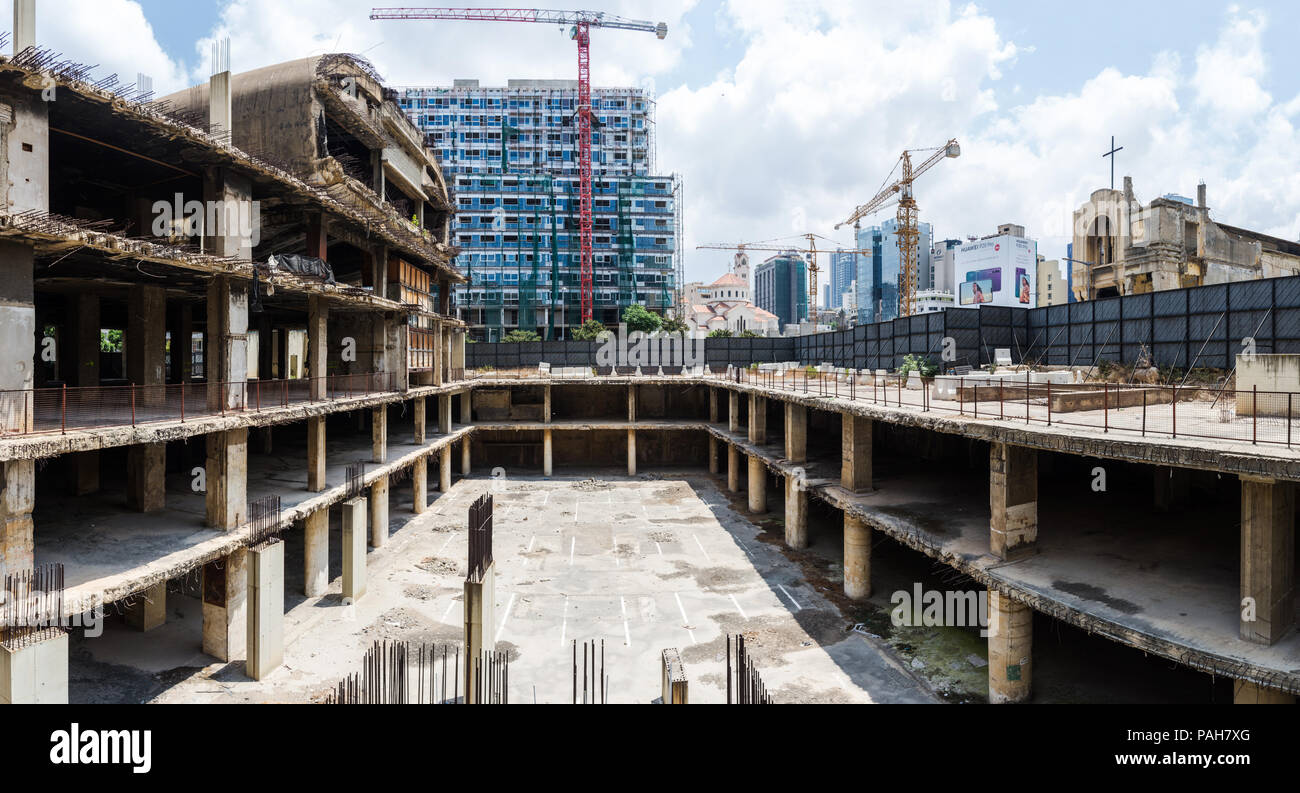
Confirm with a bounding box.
[784,474,807,549]
[413,456,427,513]
[748,395,766,444]
[246,540,284,681]
[125,580,166,632]
[784,403,807,463]
[987,589,1032,704]
[303,510,328,597]
[844,514,871,599]
[126,443,166,513]
[341,497,367,602]
[1232,679,1296,704]
[307,417,326,492]
[371,405,387,463]
[369,475,389,548]
[747,455,766,514]
[841,414,872,492]
[989,442,1037,561]
[1240,475,1295,646]
[205,428,247,530]
[202,549,247,662]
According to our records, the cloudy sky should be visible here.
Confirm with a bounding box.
[25,0,1300,284]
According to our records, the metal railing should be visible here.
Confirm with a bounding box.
[0,372,400,437]
[721,366,1300,449]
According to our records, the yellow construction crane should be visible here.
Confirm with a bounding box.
[697,234,872,321]
[837,139,960,318]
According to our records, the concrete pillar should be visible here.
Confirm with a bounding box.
[371,405,387,463]
[0,630,68,704]
[627,429,637,476]
[307,417,326,492]
[440,445,452,492]
[1154,466,1190,512]
[127,284,166,399]
[369,475,389,548]
[989,443,1037,561]
[544,385,552,423]
[125,580,166,632]
[784,403,807,463]
[0,242,35,436]
[71,453,99,496]
[1240,475,1295,646]
[460,390,472,424]
[1232,680,1296,704]
[728,391,739,433]
[463,563,496,704]
[844,513,871,599]
[259,426,272,455]
[308,294,328,400]
[126,443,166,513]
[303,510,328,597]
[747,455,766,514]
[841,414,872,492]
[413,456,427,513]
[784,473,807,548]
[709,388,718,423]
[202,549,247,662]
[628,385,636,421]
[708,436,719,474]
[439,392,452,434]
[0,460,34,580]
[543,429,553,477]
[172,302,193,384]
[413,396,426,444]
[246,539,284,681]
[987,589,1032,704]
[748,395,766,444]
[71,292,100,388]
[206,277,248,411]
[461,440,471,476]
[341,497,367,601]
[727,444,740,493]
[205,428,247,530]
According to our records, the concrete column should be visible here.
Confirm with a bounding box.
[71,453,99,497]
[463,563,496,704]
[844,513,871,599]
[259,426,272,455]
[246,539,284,681]
[127,284,166,404]
[440,445,452,492]
[0,460,34,580]
[708,436,719,474]
[172,302,193,384]
[1240,475,1295,646]
[543,429,553,476]
[307,417,326,492]
[369,475,389,548]
[439,393,452,434]
[126,443,166,513]
[627,429,637,476]
[989,442,1037,561]
[460,390,472,424]
[628,385,636,421]
[784,473,807,548]
[0,242,35,436]
[413,396,426,444]
[544,385,552,423]
[748,395,766,444]
[125,580,166,632]
[709,388,718,423]
[0,630,68,704]
[341,497,367,601]
[841,413,872,492]
[987,589,1032,704]
[413,457,427,513]
[71,292,100,388]
[747,455,766,514]
[308,294,328,400]
[461,440,471,476]
[205,428,247,530]
[371,405,387,463]
[202,549,247,662]
[1232,680,1296,704]
[728,391,739,433]
[1154,466,1190,512]
[205,277,248,411]
[727,444,740,493]
[303,510,328,597]
[785,403,807,463]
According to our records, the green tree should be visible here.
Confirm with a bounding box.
[502,329,541,343]
[707,328,733,338]
[100,329,123,353]
[661,316,689,335]
[569,319,608,341]
[622,304,662,334]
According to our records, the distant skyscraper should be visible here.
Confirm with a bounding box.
[754,252,808,329]
[853,220,932,323]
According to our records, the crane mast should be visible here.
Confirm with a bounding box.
[371,8,668,326]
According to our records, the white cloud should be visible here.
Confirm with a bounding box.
[28,0,189,92]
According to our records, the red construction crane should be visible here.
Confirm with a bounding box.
[370,8,669,325]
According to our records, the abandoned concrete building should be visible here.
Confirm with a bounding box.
[1072,177,1300,301]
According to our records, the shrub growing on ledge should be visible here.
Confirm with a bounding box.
[899,353,938,379]
[570,319,607,341]
[707,328,733,338]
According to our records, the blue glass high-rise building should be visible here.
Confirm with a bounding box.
[853,220,932,324]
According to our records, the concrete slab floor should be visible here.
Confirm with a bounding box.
[69,470,936,704]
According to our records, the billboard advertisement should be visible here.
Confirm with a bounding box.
[955,234,1037,308]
